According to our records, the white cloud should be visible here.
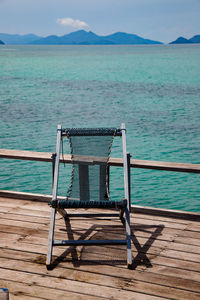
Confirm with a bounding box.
[56,18,89,30]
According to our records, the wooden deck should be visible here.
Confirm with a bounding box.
[0,196,200,299]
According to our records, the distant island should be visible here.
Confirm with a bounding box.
[0,31,199,45]
[0,40,5,45]
[0,33,40,45]
[0,30,162,45]
[170,35,200,44]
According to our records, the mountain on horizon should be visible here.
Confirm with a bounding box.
[170,35,200,44]
[189,35,200,43]
[0,33,42,44]
[2,31,200,45]
[32,30,162,45]
[0,30,162,45]
[104,32,162,45]
[32,30,113,45]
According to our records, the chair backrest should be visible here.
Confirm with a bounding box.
[62,128,122,202]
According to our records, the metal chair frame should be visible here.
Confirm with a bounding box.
[46,123,132,269]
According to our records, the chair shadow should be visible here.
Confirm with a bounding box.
[50,215,164,270]
[130,224,164,269]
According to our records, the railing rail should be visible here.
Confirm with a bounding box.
[0,148,200,173]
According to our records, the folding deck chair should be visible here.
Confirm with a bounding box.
[46,123,132,269]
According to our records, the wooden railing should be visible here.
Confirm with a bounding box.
[0,148,200,173]
[0,148,199,220]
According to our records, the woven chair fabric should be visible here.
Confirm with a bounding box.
[66,129,116,202]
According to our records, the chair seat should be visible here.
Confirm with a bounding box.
[49,199,127,209]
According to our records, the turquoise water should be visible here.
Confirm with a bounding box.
[0,44,200,212]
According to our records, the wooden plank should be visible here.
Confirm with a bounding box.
[0,252,199,299]
[0,216,190,266]
[1,222,200,272]
[160,249,200,263]
[0,268,166,300]
[1,148,200,173]
[0,190,52,202]
[132,205,200,222]
[0,227,178,257]
[131,211,195,225]
[0,196,51,211]
[1,226,195,272]
[0,198,197,229]
[165,241,200,254]
[1,230,199,272]
[0,200,199,260]
[1,232,199,276]
[0,279,97,300]
[0,207,188,243]
[0,203,194,239]
[147,255,200,273]
[0,204,190,241]
[178,229,200,239]
[0,227,163,254]
[10,295,41,300]
[0,216,182,247]
[1,210,199,253]
[131,216,188,230]
[1,191,199,222]
[0,198,197,239]
[1,257,200,300]
[0,247,199,295]
[174,236,200,247]
[185,223,200,232]
[144,262,200,283]
[0,227,163,259]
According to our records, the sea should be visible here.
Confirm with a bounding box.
[0,44,200,212]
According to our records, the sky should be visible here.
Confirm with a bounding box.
[0,0,200,43]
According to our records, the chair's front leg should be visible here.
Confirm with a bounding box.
[46,207,56,268]
[46,125,62,268]
[125,205,133,268]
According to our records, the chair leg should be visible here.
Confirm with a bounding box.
[125,206,133,269]
[47,125,62,268]
[119,207,125,220]
[46,207,56,268]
